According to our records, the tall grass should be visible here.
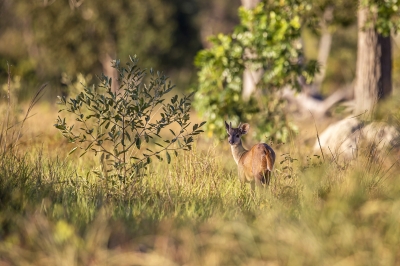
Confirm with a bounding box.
[0,133,399,265]
[1,73,400,265]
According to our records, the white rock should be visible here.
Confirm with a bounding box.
[314,117,363,160]
[314,118,399,161]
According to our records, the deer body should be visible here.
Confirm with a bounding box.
[225,122,275,186]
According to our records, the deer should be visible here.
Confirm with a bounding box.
[225,121,276,190]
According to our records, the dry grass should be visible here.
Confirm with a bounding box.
[0,100,400,265]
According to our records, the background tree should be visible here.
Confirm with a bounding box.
[0,0,203,98]
[279,0,358,118]
[194,0,319,141]
[354,0,400,116]
[312,0,400,158]
[240,0,262,101]
[304,0,357,95]
[239,0,357,101]
[197,0,241,48]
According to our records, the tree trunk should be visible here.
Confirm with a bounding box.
[241,0,262,101]
[312,6,334,94]
[354,5,392,116]
[242,67,263,100]
[241,0,259,9]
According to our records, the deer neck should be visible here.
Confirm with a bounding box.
[230,140,248,165]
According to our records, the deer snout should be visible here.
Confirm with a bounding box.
[228,139,234,145]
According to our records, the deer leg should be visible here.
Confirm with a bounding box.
[250,181,256,193]
[258,171,271,186]
[252,177,269,197]
[238,168,247,183]
[264,171,271,186]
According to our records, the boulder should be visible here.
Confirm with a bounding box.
[362,122,399,150]
[314,118,399,161]
[313,117,363,160]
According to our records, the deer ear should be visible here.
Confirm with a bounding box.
[224,121,230,132]
[240,123,250,134]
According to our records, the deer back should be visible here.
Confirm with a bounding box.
[238,143,275,183]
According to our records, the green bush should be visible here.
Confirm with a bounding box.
[55,55,205,187]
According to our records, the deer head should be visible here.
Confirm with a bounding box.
[224,121,250,146]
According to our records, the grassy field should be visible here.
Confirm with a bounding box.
[0,101,400,266]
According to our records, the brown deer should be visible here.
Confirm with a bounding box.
[225,121,276,189]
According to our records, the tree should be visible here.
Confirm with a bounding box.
[197,0,241,48]
[194,0,318,140]
[241,0,357,100]
[241,0,263,101]
[305,0,357,95]
[0,0,202,97]
[280,0,358,118]
[313,0,400,159]
[354,0,400,116]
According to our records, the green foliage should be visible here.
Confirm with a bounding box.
[55,56,205,185]
[194,0,318,140]
[305,0,357,31]
[0,0,202,95]
[27,0,175,76]
[362,0,400,36]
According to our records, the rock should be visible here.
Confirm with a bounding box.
[313,117,363,160]
[314,118,400,161]
[362,122,400,149]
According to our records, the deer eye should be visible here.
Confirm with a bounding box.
[236,134,239,138]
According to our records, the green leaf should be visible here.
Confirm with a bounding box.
[166,151,171,164]
[155,142,164,148]
[135,137,141,149]
[68,147,78,155]
[125,132,131,142]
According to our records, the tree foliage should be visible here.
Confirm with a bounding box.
[55,56,205,185]
[363,0,400,36]
[0,0,202,93]
[305,0,357,31]
[194,0,318,140]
